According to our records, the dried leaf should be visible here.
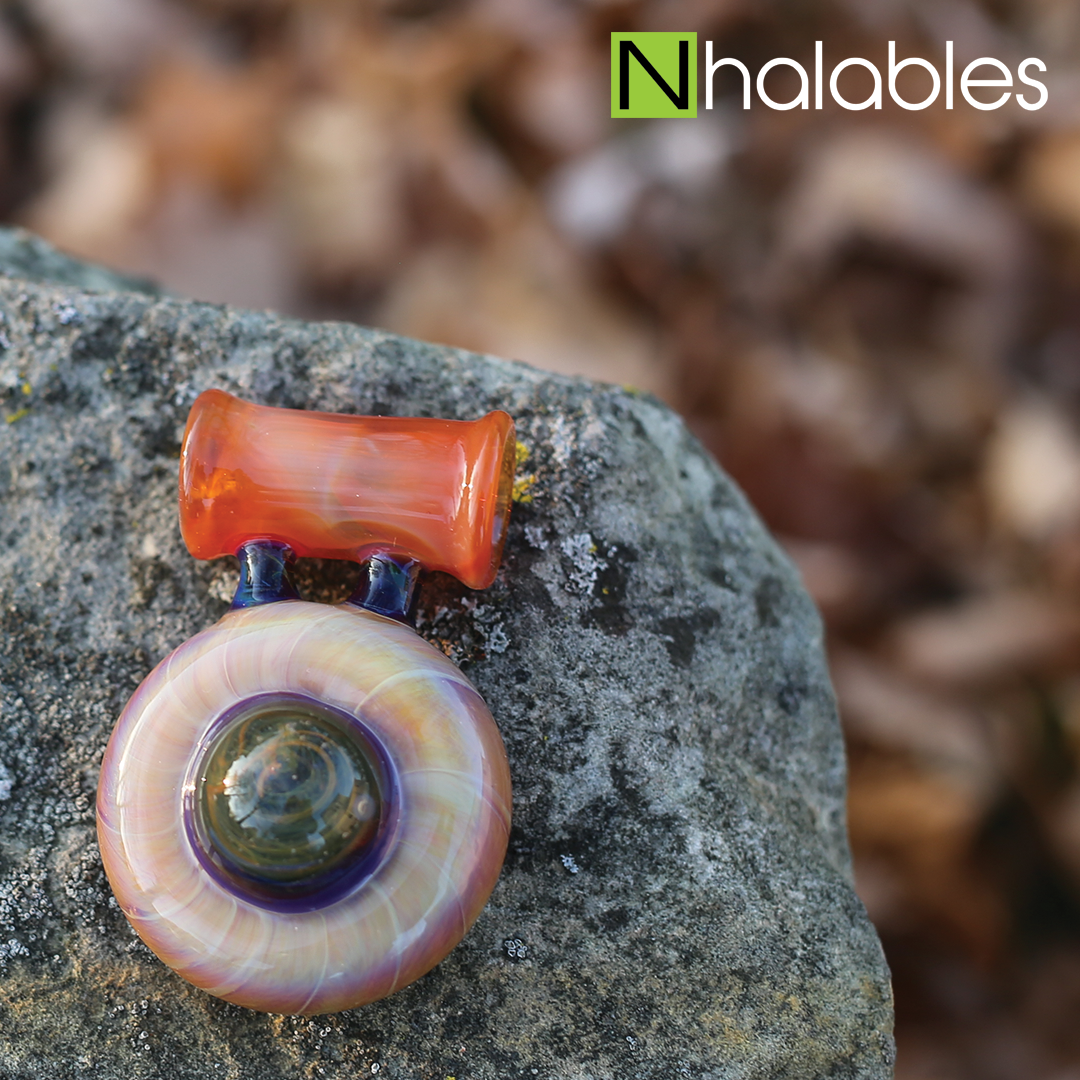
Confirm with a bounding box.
[888,591,1080,686]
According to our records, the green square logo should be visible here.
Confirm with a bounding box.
[611,32,697,118]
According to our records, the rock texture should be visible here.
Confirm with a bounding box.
[0,230,893,1079]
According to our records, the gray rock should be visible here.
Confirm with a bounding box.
[0,226,160,296]
[0,229,893,1079]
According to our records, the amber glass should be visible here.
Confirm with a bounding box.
[179,390,516,589]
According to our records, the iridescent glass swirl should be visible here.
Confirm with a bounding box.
[97,601,512,1015]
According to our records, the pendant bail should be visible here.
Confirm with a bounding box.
[348,553,422,623]
[232,540,301,609]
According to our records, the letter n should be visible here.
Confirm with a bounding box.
[611,33,698,118]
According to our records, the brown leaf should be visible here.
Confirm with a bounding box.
[887,591,1080,687]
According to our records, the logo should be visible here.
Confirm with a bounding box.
[609,34,1048,115]
[611,32,698,119]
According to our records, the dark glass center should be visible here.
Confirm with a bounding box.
[190,696,388,903]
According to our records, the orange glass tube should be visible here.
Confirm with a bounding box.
[179,390,516,589]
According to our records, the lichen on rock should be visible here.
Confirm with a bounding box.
[0,229,893,1079]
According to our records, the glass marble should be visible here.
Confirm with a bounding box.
[192,695,387,900]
